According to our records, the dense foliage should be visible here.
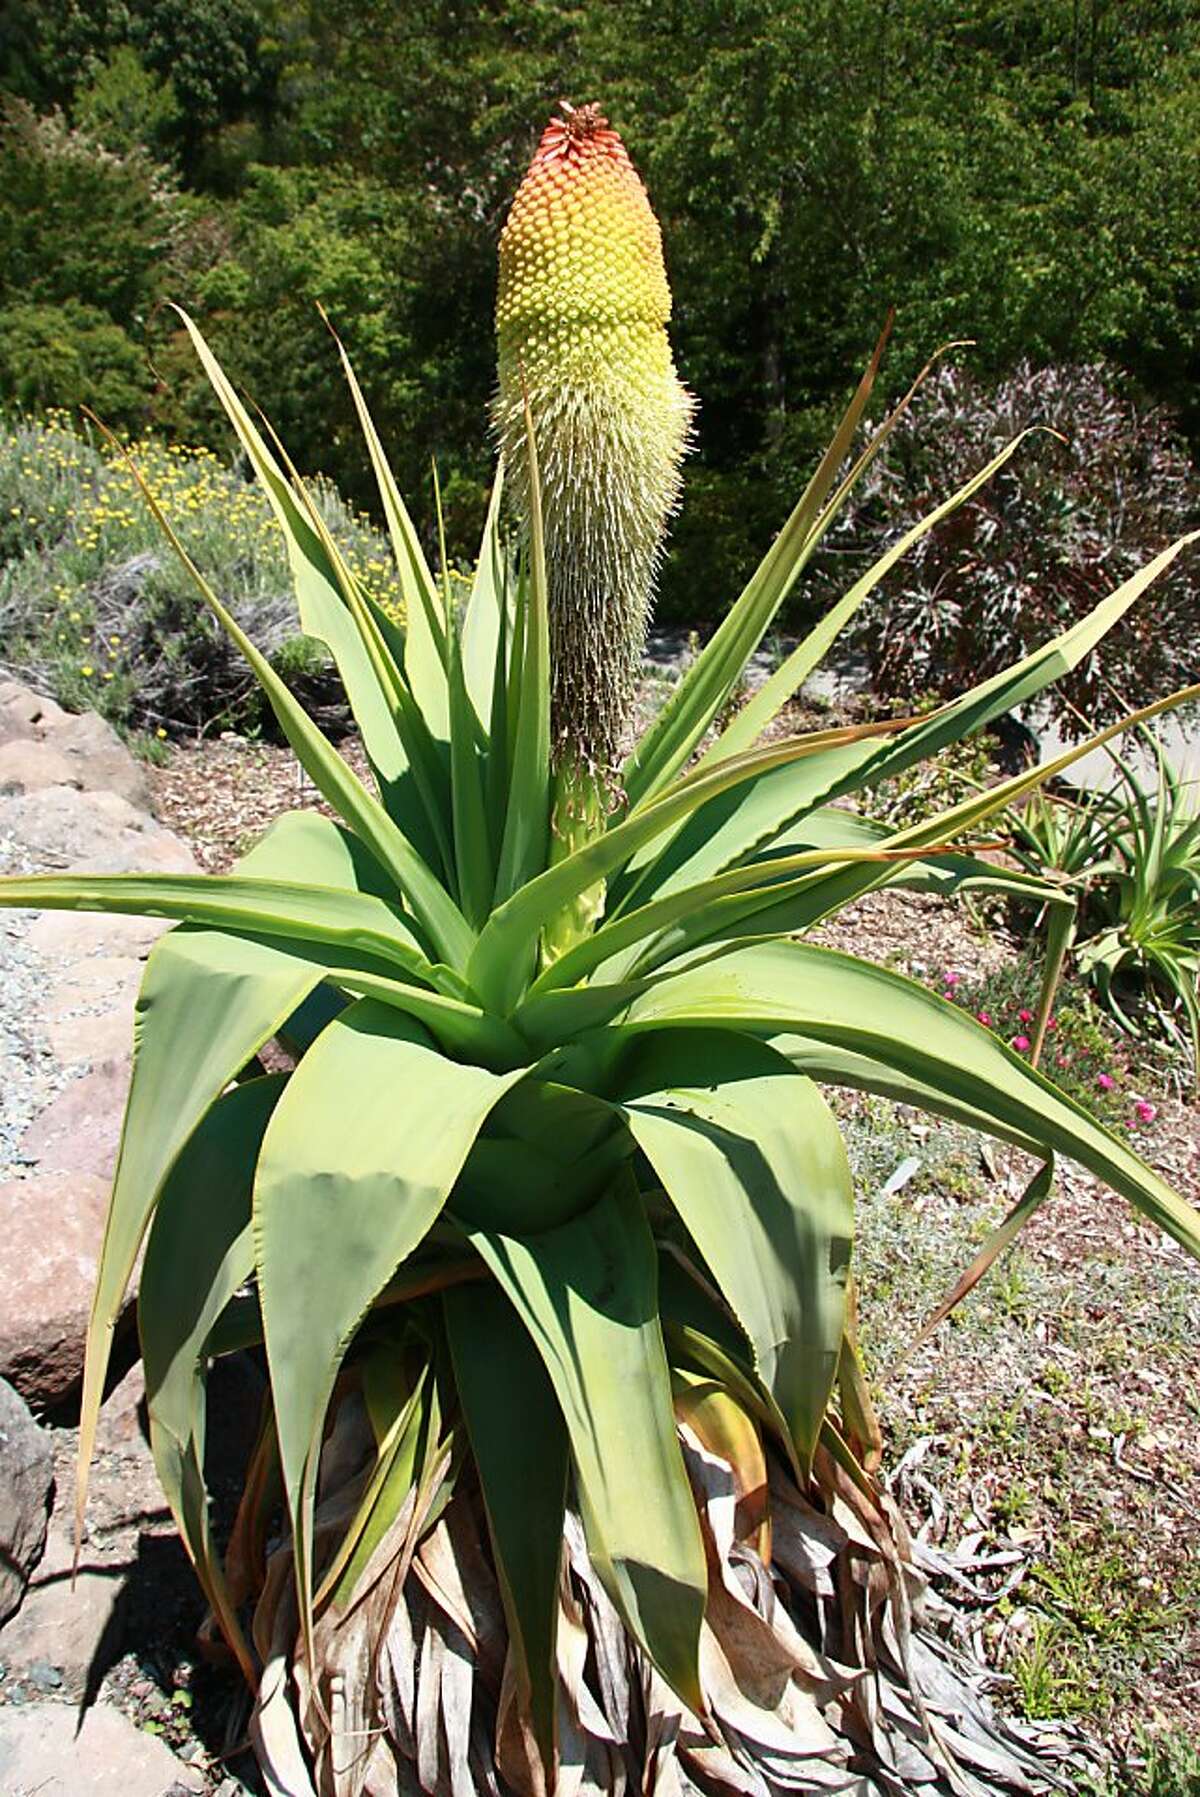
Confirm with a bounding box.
[2,0,1199,616]
[1007,738,1200,1071]
[816,361,1200,733]
[0,411,400,733]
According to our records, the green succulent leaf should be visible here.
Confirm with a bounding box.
[622,940,1200,1258]
[324,312,450,742]
[445,1279,567,1779]
[75,928,323,1555]
[613,531,1199,916]
[253,997,526,1655]
[140,1074,285,1684]
[463,1170,707,1710]
[614,1028,853,1465]
[622,320,891,806]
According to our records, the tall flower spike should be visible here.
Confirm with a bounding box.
[495,102,695,781]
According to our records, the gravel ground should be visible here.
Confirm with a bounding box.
[0,835,67,1181]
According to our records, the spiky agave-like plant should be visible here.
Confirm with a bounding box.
[2,105,1199,1797]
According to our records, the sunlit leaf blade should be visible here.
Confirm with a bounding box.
[474,730,898,1012]
[702,430,1039,768]
[615,1029,853,1465]
[448,618,496,926]
[0,872,441,984]
[140,1075,285,1684]
[711,679,1200,961]
[461,464,510,730]
[75,930,322,1557]
[772,1034,1047,1157]
[529,832,1021,995]
[622,319,892,807]
[891,1159,1055,1370]
[237,807,398,895]
[613,531,1200,916]
[92,415,472,966]
[463,1172,707,1709]
[445,1279,568,1780]
[622,940,1200,1259]
[253,999,525,1659]
[322,307,451,742]
[494,396,551,908]
[174,311,419,806]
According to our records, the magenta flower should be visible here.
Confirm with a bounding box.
[1018,1008,1034,1024]
[1011,1034,1031,1053]
[1133,1099,1157,1124]
[977,1011,992,1027]
[943,971,961,989]
[1056,1052,1070,1067]
[1046,1017,1058,1032]
[1096,1072,1115,1091]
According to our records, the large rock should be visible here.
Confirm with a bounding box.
[0,1173,120,1405]
[0,689,198,1405]
[0,681,149,808]
[19,1062,130,1183]
[0,1379,53,1624]
[0,785,193,875]
[0,1701,205,1797]
[0,739,80,794]
[50,710,152,811]
[0,680,66,744]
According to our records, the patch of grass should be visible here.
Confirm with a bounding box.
[839,1084,1200,1747]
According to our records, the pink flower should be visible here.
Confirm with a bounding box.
[1046,1017,1058,1032]
[943,971,961,988]
[1018,1008,1034,1024]
[977,1011,992,1027]
[1012,1035,1031,1053]
[1133,1099,1157,1124]
[1096,1072,1115,1091]
[1056,1052,1070,1067]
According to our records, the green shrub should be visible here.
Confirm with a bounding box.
[1005,737,1200,1079]
[0,413,402,734]
[811,362,1200,736]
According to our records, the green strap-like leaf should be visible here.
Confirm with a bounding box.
[473,731,884,1012]
[622,941,1200,1260]
[74,930,323,1553]
[324,313,450,741]
[463,1172,707,1710]
[494,397,551,909]
[176,312,421,812]
[700,431,1038,769]
[445,1280,567,1779]
[0,871,442,984]
[622,322,891,807]
[615,1029,852,1466]
[253,999,526,1657]
[892,1159,1055,1370]
[100,419,472,967]
[613,531,1199,916]
[237,807,396,894]
[674,681,1200,970]
[772,1033,1047,1157]
[461,464,509,729]
[140,1075,285,1684]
